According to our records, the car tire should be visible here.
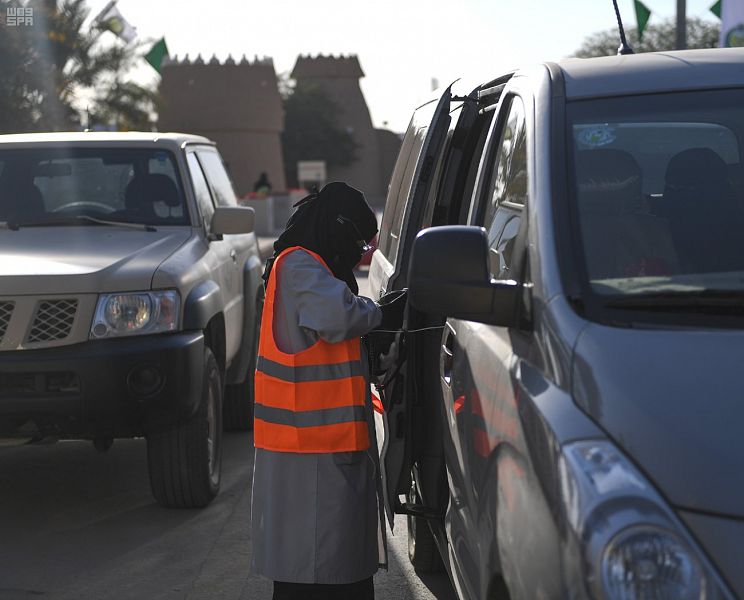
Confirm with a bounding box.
[146,346,223,508]
[407,478,444,573]
[223,310,260,432]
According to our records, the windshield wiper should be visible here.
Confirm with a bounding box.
[1,215,156,232]
[604,289,744,311]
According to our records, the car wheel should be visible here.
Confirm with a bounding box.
[407,478,443,572]
[223,309,260,432]
[146,346,223,508]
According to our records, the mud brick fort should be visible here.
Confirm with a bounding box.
[157,53,400,206]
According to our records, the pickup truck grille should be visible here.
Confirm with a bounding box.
[27,299,79,344]
[0,371,81,396]
[0,301,13,342]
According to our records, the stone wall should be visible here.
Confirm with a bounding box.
[157,55,286,196]
[291,55,401,207]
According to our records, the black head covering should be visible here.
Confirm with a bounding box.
[270,182,377,294]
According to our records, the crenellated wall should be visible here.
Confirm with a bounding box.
[291,55,400,207]
[157,54,286,196]
[157,53,401,206]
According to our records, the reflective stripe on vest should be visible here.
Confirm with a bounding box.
[253,246,370,453]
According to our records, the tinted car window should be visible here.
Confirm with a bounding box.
[567,89,744,296]
[187,152,215,226]
[196,149,239,207]
[0,148,187,225]
[378,120,423,261]
[379,98,441,265]
[481,96,528,279]
[387,128,427,262]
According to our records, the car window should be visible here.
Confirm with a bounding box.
[480,96,528,279]
[457,110,496,226]
[422,104,462,229]
[187,152,215,227]
[0,148,187,225]
[567,88,744,297]
[378,120,423,261]
[196,149,239,207]
[388,127,428,263]
[147,152,185,219]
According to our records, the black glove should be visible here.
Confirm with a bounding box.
[377,288,407,331]
[365,289,407,378]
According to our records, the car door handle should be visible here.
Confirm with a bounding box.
[442,328,454,386]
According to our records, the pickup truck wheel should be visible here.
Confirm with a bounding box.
[223,311,260,432]
[146,346,223,508]
[407,479,443,573]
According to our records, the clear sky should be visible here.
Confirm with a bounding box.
[85,0,719,132]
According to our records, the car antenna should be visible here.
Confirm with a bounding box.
[612,0,635,55]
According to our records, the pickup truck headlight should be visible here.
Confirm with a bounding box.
[559,440,732,600]
[90,291,180,339]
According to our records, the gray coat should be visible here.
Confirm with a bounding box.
[251,249,385,584]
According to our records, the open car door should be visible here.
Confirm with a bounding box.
[372,85,453,529]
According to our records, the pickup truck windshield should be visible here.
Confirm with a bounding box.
[0,147,188,226]
[567,88,744,303]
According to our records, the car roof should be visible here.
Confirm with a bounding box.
[554,47,744,100]
[0,131,213,149]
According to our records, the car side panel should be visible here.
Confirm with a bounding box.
[225,249,264,384]
[153,235,226,331]
[440,319,486,600]
[448,319,581,599]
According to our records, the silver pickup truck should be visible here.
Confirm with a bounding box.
[0,132,264,508]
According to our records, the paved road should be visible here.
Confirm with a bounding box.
[0,435,456,600]
[0,268,457,600]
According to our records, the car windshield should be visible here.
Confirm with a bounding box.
[0,147,189,227]
[567,88,744,300]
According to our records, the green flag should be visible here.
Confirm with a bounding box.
[710,0,722,19]
[145,38,169,74]
[634,0,652,41]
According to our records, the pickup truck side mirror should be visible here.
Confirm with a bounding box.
[210,206,255,235]
[407,225,521,327]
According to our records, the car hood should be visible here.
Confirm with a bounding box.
[0,227,193,294]
[572,323,744,518]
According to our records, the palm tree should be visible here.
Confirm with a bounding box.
[0,0,156,133]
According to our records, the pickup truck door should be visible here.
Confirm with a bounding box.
[194,148,250,362]
[374,86,452,527]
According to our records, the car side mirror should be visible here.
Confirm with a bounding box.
[407,225,521,327]
[211,206,255,235]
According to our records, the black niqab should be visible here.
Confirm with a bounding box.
[269,182,378,295]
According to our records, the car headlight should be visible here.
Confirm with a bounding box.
[602,526,704,599]
[90,291,180,339]
[559,440,732,600]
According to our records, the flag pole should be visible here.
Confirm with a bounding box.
[676,0,687,49]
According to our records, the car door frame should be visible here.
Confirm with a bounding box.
[184,147,238,360]
[193,146,251,364]
[442,82,539,600]
[372,85,454,528]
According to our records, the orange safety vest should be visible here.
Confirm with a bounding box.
[253,246,370,453]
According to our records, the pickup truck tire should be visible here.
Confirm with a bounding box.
[146,346,223,508]
[223,311,260,431]
[407,479,444,573]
